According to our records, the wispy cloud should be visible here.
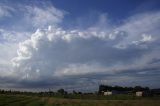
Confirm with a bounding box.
[0,4,14,18]
[24,6,65,28]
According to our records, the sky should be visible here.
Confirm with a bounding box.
[0,0,160,92]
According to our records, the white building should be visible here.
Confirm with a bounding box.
[104,91,112,95]
[136,91,143,96]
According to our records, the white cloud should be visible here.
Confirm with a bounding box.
[132,34,153,44]
[11,10,160,83]
[0,2,66,31]
[0,29,30,78]
[0,29,30,43]
[114,12,160,49]
[0,2,160,89]
[0,43,16,77]
[0,5,14,18]
[25,6,65,28]
[141,34,152,42]
[12,26,113,80]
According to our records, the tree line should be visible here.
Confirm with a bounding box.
[1,85,159,96]
[99,85,150,93]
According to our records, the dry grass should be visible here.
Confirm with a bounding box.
[0,94,160,106]
[44,97,160,106]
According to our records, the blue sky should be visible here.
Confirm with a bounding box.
[0,0,160,91]
[52,0,160,19]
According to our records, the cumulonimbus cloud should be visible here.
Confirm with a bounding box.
[0,1,160,90]
[12,12,160,83]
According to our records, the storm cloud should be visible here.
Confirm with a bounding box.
[0,1,160,91]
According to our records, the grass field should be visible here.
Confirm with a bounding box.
[0,94,160,106]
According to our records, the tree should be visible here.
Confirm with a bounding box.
[72,90,77,94]
[57,89,65,94]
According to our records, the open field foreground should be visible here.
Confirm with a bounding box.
[0,94,160,106]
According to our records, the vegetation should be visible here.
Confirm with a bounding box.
[99,85,150,93]
[0,85,160,106]
[0,94,160,106]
